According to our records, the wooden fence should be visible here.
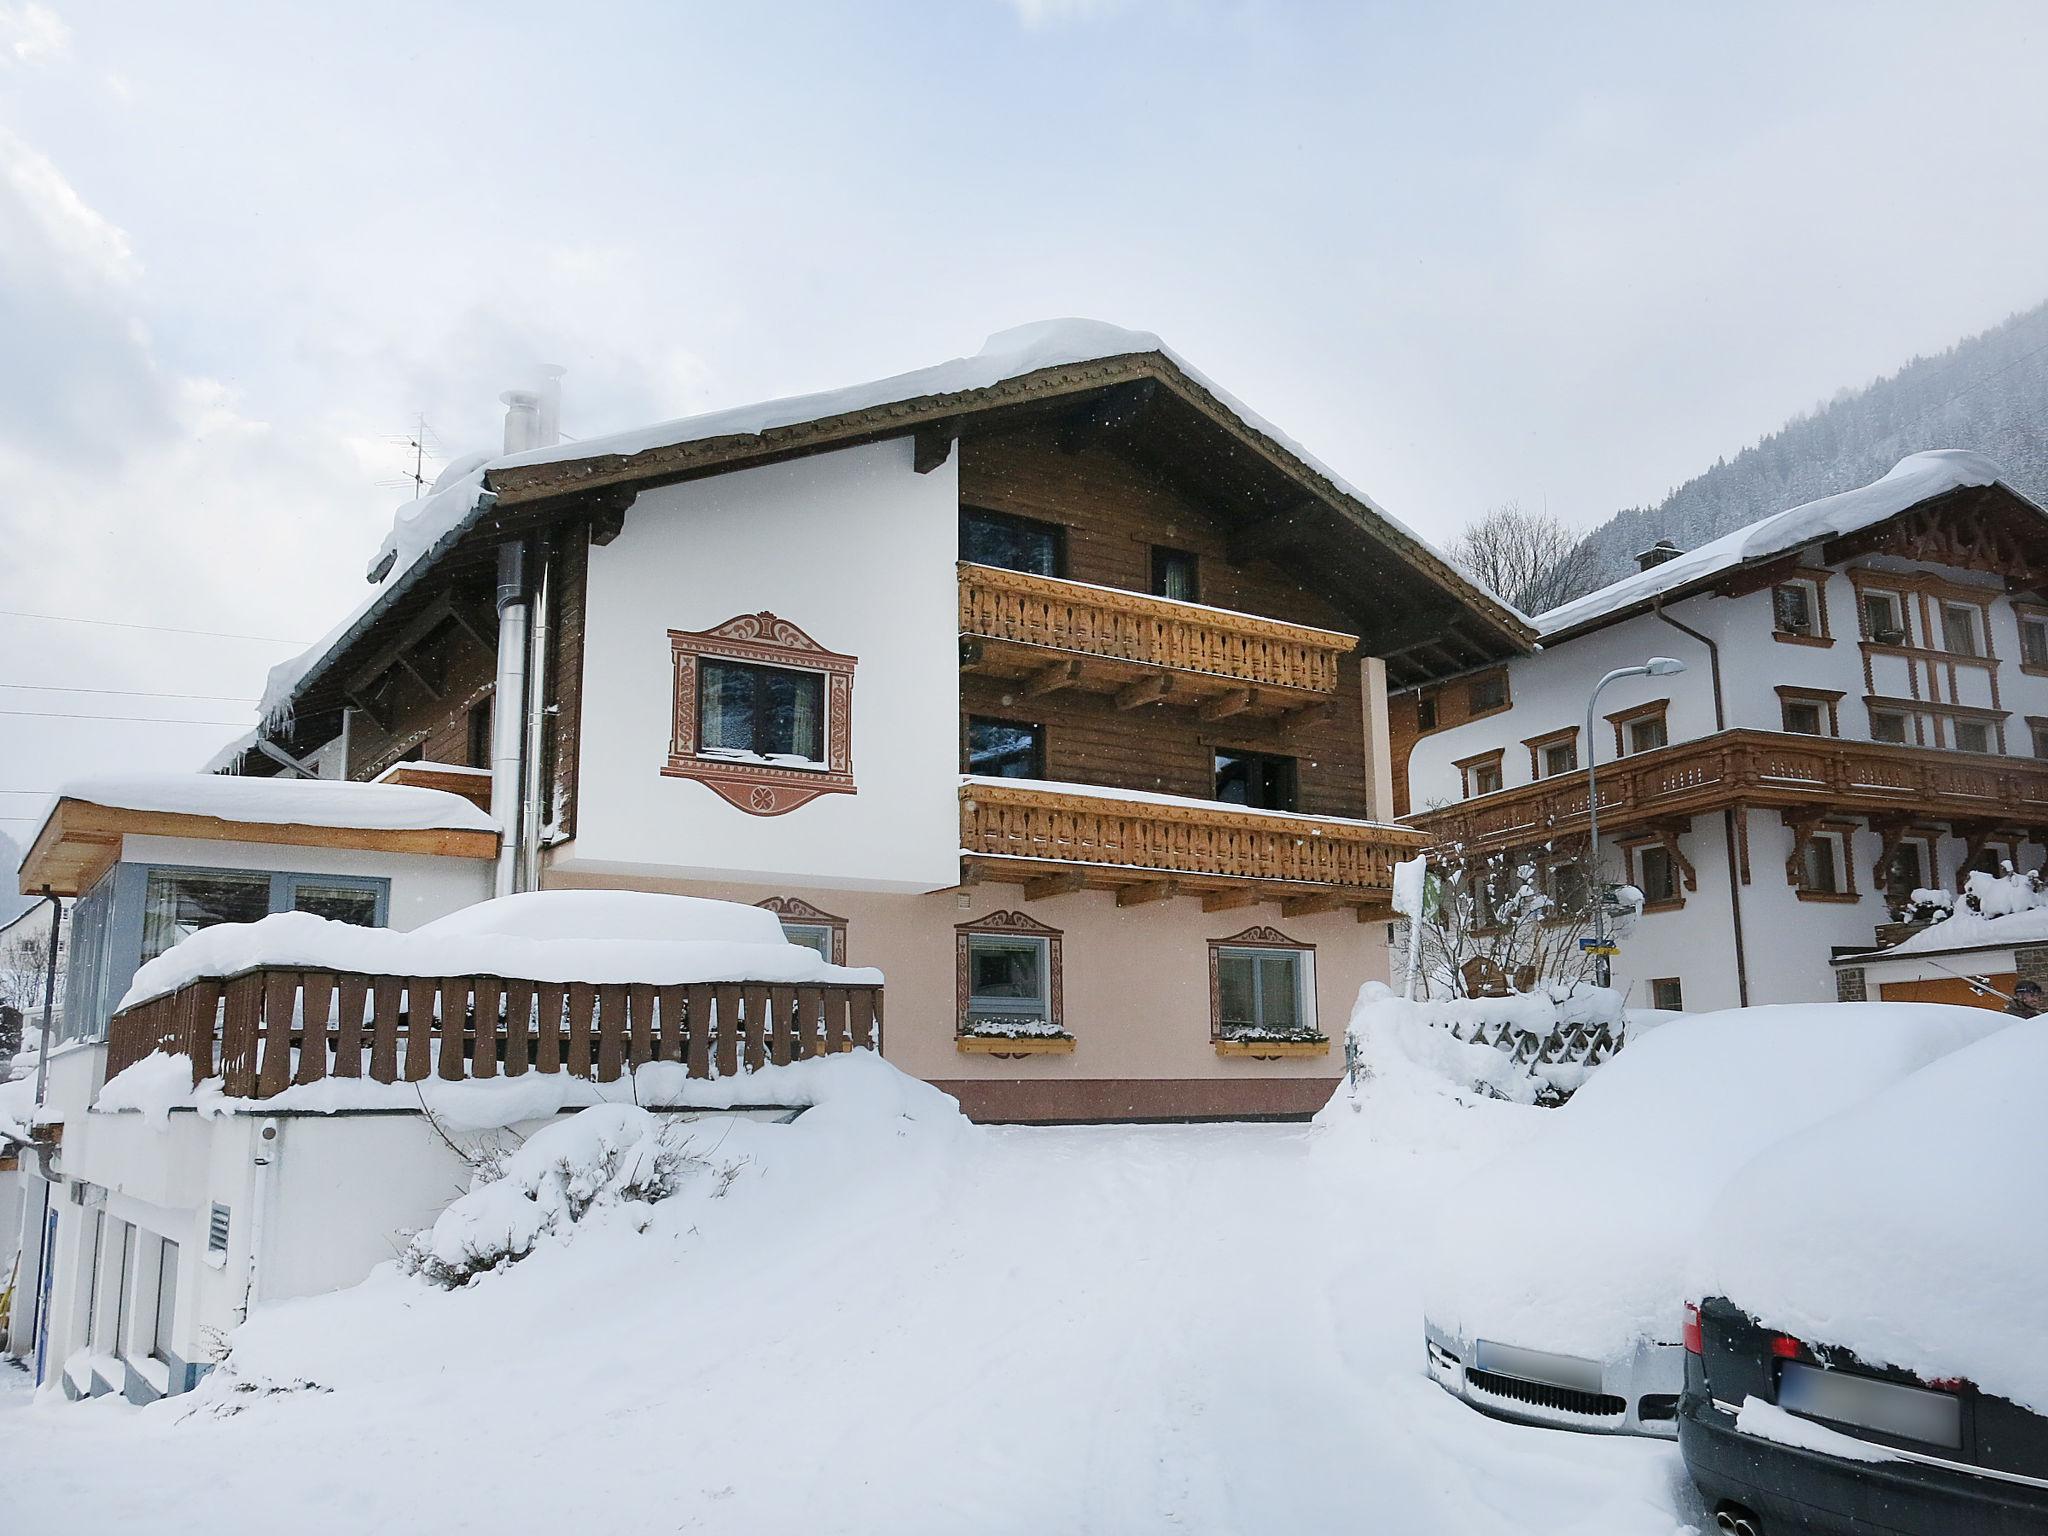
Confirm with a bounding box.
[106,970,884,1100]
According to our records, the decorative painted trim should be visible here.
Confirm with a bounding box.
[955,910,1064,1037]
[1208,926,1317,1042]
[663,612,857,816]
[755,896,848,965]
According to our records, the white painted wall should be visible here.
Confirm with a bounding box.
[567,436,961,893]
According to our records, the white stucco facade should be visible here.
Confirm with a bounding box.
[562,437,962,894]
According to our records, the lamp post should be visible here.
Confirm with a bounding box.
[1584,657,1687,987]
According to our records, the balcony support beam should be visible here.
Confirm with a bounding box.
[1023,870,1089,901]
[1199,687,1257,722]
[1116,674,1174,712]
[1115,880,1178,907]
[1280,892,1347,918]
[1025,659,1083,698]
[1201,889,1260,913]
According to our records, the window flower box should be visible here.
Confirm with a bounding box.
[1214,1029,1330,1059]
[957,1033,1076,1056]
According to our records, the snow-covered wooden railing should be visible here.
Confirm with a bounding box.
[106,971,883,1099]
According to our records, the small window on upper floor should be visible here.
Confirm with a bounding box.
[1782,699,1827,737]
[1861,590,1907,645]
[2021,614,2048,669]
[1941,602,1983,658]
[1542,740,1578,777]
[1953,719,1993,755]
[1773,580,1819,637]
[1467,670,1510,715]
[1468,760,1503,797]
[1626,714,1668,755]
[699,659,826,766]
[1870,710,1909,745]
[961,506,1064,578]
[1151,546,1199,603]
[1215,748,1297,812]
[1798,833,1846,896]
[2034,722,2048,759]
[1415,693,1439,732]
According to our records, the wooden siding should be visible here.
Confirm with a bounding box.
[959,425,1373,816]
[546,526,589,839]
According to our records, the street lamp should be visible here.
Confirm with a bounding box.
[1584,657,1687,987]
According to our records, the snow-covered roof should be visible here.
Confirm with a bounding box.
[1536,450,2018,638]
[253,319,1530,729]
[41,773,498,836]
[1877,904,2048,960]
[117,891,880,1011]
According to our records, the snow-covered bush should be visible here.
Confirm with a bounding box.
[403,1104,718,1289]
[1345,981,1625,1106]
[1898,864,2045,926]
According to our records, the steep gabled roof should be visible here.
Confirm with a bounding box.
[1536,450,2043,640]
[245,321,1534,748]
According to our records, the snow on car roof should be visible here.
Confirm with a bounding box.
[1423,1002,2005,1364]
[1693,1018,2046,1415]
[1534,450,2015,638]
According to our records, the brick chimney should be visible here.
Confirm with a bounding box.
[1634,539,1683,572]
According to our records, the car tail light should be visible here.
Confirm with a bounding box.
[1683,1302,1703,1356]
[1770,1334,1802,1360]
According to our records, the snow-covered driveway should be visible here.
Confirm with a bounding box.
[3,1086,1700,1534]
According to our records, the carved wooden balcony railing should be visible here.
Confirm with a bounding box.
[960,780,1426,914]
[958,562,1357,716]
[1415,728,2048,856]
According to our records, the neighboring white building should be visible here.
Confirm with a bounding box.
[1397,452,2048,1012]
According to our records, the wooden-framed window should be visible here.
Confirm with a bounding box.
[756,896,848,966]
[2031,717,2048,759]
[1648,977,1684,1012]
[1466,669,1510,717]
[1771,576,1830,643]
[1953,718,1994,755]
[1788,819,1859,902]
[1214,748,1297,812]
[1455,749,1505,800]
[1880,837,1932,909]
[1523,726,1579,780]
[1939,600,1984,658]
[1606,699,1670,757]
[665,612,857,816]
[960,505,1065,577]
[1869,708,1910,745]
[2018,606,2048,672]
[1542,856,1590,920]
[1415,691,1439,732]
[1859,588,1909,645]
[1150,546,1199,603]
[466,697,493,770]
[1209,926,1317,1039]
[1776,686,1843,738]
[1618,831,1689,912]
[956,911,1063,1036]
[965,716,1045,779]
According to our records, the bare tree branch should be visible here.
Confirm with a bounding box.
[1448,501,1598,615]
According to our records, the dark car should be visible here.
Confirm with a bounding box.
[1679,1296,2048,1535]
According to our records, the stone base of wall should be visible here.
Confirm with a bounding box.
[930,1076,1340,1125]
[1835,966,1867,1002]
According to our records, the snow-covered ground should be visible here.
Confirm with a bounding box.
[0,1044,1702,1536]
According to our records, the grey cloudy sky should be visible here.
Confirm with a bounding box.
[4,0,2047,839]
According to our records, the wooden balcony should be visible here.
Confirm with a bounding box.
[1416,728,2048,856]
[959,779,1425,916]
[958,562,1357,719]
[107,970,882,1099]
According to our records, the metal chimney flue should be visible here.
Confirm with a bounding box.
[501,389,542,455]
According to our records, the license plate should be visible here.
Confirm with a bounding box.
[1778,1361,1962,1450]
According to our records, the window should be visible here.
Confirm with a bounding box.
[699,659,825,765]
[1626,715,1668,755]
[1151,546,1199,603]
[110,1219,135,1354]
[1526,729,1579,779]
[151,1239,179,1364]
[2022,614,2048,669]
[290,881,381,927]
[1545,859,1590,917]
[780,923,833,960]
[666,612,858,815]
[961,506,1063,577]
[1862,590,1906,644]
[756,897,848,965]
[1799,834,1844,896]
[1870,710,1908,745]
[1773,581,1817,635]
[1415,693,1439,732]
[1216,948,1307,1033]
[1882,840,1929,908]
[1214,749,1297,812]
[1649,977,1684,1012]
[1953,719,1992,755]
[84,1211,106,1350]
[1782,700,1825,736]
[1470,762,1503,796]
[966,717,1045,779]
[1940,602,1982,657]
[1637,844,1678,905]
[956,912,1063,1036]
[1542,741,1578,777]
[2034,721,2048,759]
[1467,670,1510,714]
[466,697,493,769]
[141,870,272,965]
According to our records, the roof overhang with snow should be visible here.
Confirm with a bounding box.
[234,323,1536,769]
[1534,451,2048,644]
[20,777,501,897]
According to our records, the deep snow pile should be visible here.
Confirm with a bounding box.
[1424,1002,2006,1365]
[1694,1018,2045,1414]
[1345,980,1626,1105]
[1890,866,2048,953]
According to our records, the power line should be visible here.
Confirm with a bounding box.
[0,707,250,726]
[0,682,257,704]
[0,607,309,645]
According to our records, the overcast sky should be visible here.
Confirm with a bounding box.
[4,0,2048,843]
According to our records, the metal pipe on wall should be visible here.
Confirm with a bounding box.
[490,540,530,899]
[519,541,553,893]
